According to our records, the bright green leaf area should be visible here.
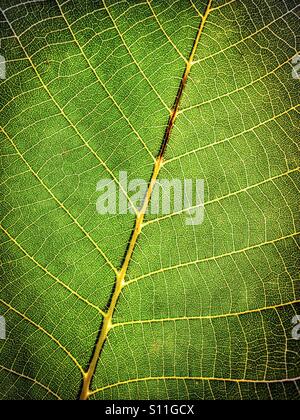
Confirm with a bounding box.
[0,0,299,400]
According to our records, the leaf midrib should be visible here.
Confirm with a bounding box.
[79,0,213,400]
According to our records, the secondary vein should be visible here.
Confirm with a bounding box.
[79,0,213,400]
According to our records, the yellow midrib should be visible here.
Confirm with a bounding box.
[79,0,213,401]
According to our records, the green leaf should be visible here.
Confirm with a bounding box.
[0,0,299,400]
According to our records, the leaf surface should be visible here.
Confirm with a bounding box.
[0,0,299,400]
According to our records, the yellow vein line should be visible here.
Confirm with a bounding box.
[102,0,171,114]
[146,0,188,63]
[165,105,299,164]
[210,0,237,11]
[0,299,84,375]
[181,56,296,113]
[143,167,299,227]
[1,127,117,279]
[1,1,47,12]
[189,0,204,18]
[79,0,213,400]
[0,365,62,400]
[0,85,44,114]
[125,232,299,286]
[90,374,300,396]
[1,9,139,219]
[0,224,105,318]
[55,0,155,164]
[193,6,298,65]
[111,300,300,329]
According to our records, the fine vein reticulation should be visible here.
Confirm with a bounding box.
[79,0,213,401]
[1,0,299,401]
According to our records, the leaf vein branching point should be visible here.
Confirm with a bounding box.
[125,232,299,286]
[111,300,300,329]
[79,0,213,400]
